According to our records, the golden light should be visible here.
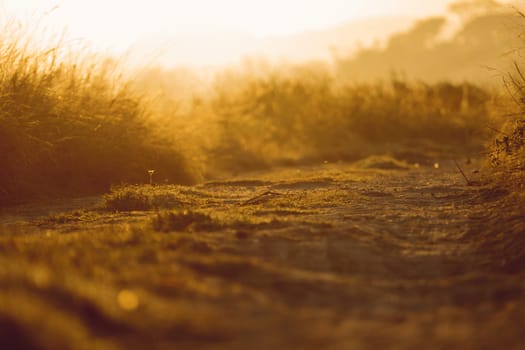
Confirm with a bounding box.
[117,289,139,311]
[0,0,491,65]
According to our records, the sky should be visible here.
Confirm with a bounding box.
[0,0,514,65]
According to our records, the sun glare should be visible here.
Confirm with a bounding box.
[2,1,458,50]
[1,0,514,66]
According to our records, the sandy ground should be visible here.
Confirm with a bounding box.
[0,159,524,350]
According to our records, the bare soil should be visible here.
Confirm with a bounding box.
[1,159,524,350]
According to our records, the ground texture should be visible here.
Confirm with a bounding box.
[0,158,524,350]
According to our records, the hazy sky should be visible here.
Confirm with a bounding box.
[1,1,461,43]
[0,0,515,65]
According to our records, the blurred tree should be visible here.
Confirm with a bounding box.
[449,0,504,21]
[334,2,516,83]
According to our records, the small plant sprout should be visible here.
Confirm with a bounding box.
[148,170,155,185]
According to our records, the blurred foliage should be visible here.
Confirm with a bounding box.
[134,60,497,177]
[3,3,518,206]
[335,2,520,83]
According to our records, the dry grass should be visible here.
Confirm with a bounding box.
[1,8,525,350]
[103,185,184,212]
[138,62,499,176]
[0,11,511,206]
[489,61,525,190]
[0,16,194,206]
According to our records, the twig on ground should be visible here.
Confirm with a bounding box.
[485,124,508,136]
[240,191,282,206]
[454,160,480,186]
[454,160,472,185]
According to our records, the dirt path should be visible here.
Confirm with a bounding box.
[0,160,524,349]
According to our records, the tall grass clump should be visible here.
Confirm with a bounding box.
[0,17,194,206]
[103,185,184,212]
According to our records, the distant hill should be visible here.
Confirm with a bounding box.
[127,16,415,67]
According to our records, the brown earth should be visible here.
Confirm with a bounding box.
[0,158,524,350]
